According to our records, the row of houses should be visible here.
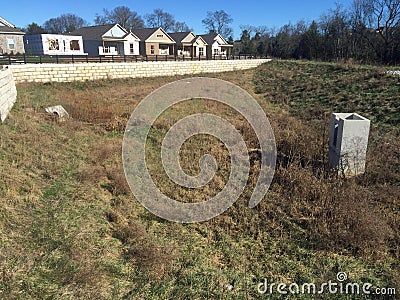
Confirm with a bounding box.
[0,16,233,58]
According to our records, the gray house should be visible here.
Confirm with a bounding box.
[69,24,140,56]
[0,16,25,54]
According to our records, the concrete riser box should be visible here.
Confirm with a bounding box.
[328,113,370,177]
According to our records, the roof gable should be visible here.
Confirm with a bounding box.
[199,33,229,46]
[123,32,140,41]
[214,34,228,45]
[182,32,196,43]
[103,24,128,38]
[192,35,207,46]
[134,27,175,43]
[148,27,175,43]
[169,32,195,44]
[0,16,15,27]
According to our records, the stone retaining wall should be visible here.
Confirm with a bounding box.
[9,59,271,84]
[0,67,17,122]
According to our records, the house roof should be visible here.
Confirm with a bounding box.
[132,27,175,43]
[0,16,15,27]
[69,24,116,40]
[199,33,232,47]
[192,35,208,45]
[122,32,140,41]
[132,28,159,41]
[168,32,192,43]
[0,16,24,34]
[0,26,25,35]
[199,33,218,45]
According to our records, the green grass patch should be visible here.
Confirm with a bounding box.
[254,60,400,131]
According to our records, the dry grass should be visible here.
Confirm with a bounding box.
[1,62,399,299]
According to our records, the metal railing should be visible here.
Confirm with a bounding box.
[0,53,267,65]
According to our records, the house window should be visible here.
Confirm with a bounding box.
[157,34,163,38]
[199,47,204,56]
[150,45,155,54]
[130,43,134,54]
[213,48,219,55]
[104,46,110,53]
[7,38,15,50]
[70,40,80,51]
[48,39,59,50]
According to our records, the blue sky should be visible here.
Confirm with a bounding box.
[2,0,353,38]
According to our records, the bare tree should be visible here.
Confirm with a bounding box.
[94,6,144,30]
[319,4,350,60]
[202,10,233,38]
[239,25,256,39]
[351,0,400,63]
[145,9,175,31]
[173,21,192,32]
[43,14,88,34]
[239,25,269,40]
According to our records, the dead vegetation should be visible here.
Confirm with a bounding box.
[1,62,399,298]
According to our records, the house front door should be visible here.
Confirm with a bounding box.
[117,43,124,55]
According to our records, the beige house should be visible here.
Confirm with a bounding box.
[169,32,208,57]
[133,27,175,56]
[0,16,25,54]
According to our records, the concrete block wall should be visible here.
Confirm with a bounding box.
[9,59,271,84]
[0,67,17,122]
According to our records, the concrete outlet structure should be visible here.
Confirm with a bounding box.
[328,113,370,177]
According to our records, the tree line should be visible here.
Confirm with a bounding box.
[237,0,400,65]
[23,7,233,39]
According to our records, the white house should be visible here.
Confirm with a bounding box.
[169,32,207,57]
[24,34,85,55]
[69,24,140,56]
[200,33,233,58]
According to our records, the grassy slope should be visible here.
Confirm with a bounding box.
[0,61,399,299]
[254,60,400,131]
